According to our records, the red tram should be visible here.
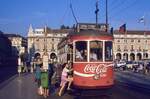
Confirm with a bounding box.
[58,23,114,89]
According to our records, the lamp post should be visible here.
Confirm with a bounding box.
[143,17,148,59]
[139,15,148,59]
[43,26,49,70]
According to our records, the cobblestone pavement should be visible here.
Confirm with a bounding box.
[0,71,150,99]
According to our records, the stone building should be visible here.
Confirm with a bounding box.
[5,33,27,67]
[0,31,12,66]
[27,24,150,62]
[5,34,27,58]
[113,30,150,61]
[27,25,72,62]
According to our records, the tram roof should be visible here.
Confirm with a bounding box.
[68,29,113,37]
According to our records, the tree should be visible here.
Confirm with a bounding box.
[60,25,66,29]
[60,25,70,29]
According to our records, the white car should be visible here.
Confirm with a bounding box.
[116,61,126,68]
[126,61,138,69]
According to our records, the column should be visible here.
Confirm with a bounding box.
[121,53,124,60]
[114,53,116,60]
[128,52,131,61]
[135,52,137,61]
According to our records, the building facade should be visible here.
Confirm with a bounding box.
[113,30,150,61]
[5,34,27,58]
[0,31,12,66]
[27,25,71,62]
[27,24,150,62]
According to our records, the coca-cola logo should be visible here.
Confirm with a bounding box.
[84,64,110,74]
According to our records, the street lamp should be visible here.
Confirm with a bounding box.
[139,15,148,59]
[42,26,49,70]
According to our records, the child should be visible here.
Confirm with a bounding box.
[67,61,73,90]
[58,63,73,96]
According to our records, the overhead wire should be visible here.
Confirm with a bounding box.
[108,0,130,24]
[110,0,138,18]
[100,0,125,18]
[110,0,139,30]
[59,5,70,26]
[58,0,79,27]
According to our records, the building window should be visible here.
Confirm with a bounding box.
[75,41,87,62]
[145,40,147,43]
[52,38,54,41]
[117,40,120,43]
[139,46,141,51]
[90,41,103,61]
[54,34,57,36]
[52,44,54,50]
[131,45,134,51]
[124,39,127,43]
[105,41,113,61]
[124,45,128,51]
[138,39,140,42]
[117,45,121,51]
[131,39,134,42]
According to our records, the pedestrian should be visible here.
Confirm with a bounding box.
[58,63,73,96]
[35,57,42,95]
[30,64,34,73]
[17,57,21,77]
[48,61,54,95]
[41,68,49,98]
[55,63,62,87]
[67,61,73,90]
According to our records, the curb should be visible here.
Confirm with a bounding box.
[0,74,18,89]
[0,73,30,89]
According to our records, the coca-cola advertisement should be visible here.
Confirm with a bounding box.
[73,63,114,88]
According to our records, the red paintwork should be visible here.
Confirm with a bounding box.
[73,63,114,89]
[67,31,114,89]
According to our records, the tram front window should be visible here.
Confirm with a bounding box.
[75,41,87,62]
[90,41,103,61]
[105,41,113,61]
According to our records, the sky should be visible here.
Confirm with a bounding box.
[0,0,150,36]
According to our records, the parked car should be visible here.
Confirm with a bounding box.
[126,61,138,70]
[115,61,126,70]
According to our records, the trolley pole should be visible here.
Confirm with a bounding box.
[95,0,99,28]
[106,0,108,32]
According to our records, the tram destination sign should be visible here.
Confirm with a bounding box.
[77,23,108,31]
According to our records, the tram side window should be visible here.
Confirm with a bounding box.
[75,41,87,62]
[90,41,103,61]
[105,41,113,61]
